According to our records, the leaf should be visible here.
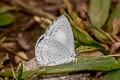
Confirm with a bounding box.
[77,51,104,57]
[104,70,120,80]
[72,26,104,49]
[11,64,17,80]
[0,57,120,79]
[90,28,109,42]
[74,40,82,48]
[76,46,100,53]
[17,63,23,80]
[0,37,6,44]
[0,13,15,26]
[89,0,111,28]
[21,70,34,79]
[61,9,104,49]
[36,56,120,75]
[0,7,13,14]
[61,9,109,54]
[40,23,49,30]
[0,54,9,69]
[0,70,34,79]
[0,70,13,77]
[106,3,120,32]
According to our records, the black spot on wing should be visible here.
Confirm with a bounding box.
[37,35,44,45]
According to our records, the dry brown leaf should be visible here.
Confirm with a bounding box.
[77,51,104,58]
[20,18,36,31]
[0,77,3,80]
[1,42,16,48]
[63,0,72,14]
[15,52,29,64]
[73,0,88,18]
[110,42,120,54]
[12,0,56,20]
[0,53,9,69]
[44,0,61,4]
[34,16,52,24]
[112,18,120,35]
[17,33,32,51]
[110,18,120,54]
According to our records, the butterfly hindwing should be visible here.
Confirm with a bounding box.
[35,15,76,66]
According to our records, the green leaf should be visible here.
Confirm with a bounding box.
[0,37,6,44]
[0,7,13,14]
[90,28,109,42]
[74,40,83,48]
[76,46,100,53]
[36,56,120,75]
[72,26,104,49]
[0,70,34,79]
[40,23,48,30]
[17,63,23,80]
[89,0,111,28]
[106,3,120,32]
[61,9,108,54]
[0,70,13,77]
[61,9,104,49]
[21,70,34,79]
[11,64,17,80]
[104,70,120,80]
[0,57,120,79]
[0,13,15,26]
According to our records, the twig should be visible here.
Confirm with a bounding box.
[106,54,120,57]
[11,0,56,20]
[110,42,120,54]
[111,18,120,42]
[94,27,116,43]
[34,16,52,25]
[63,0,72,14]
[0,37,6,44]
[111,34,120,42]
[0,45,28,61]
[10,63,17,80]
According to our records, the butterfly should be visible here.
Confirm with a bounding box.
[35,15,76,66]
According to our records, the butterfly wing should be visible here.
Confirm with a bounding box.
[35,15,76,66]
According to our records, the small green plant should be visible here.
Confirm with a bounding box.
[0,7,15,27]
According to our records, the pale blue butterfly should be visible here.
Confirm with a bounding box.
[35,15,76,66]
